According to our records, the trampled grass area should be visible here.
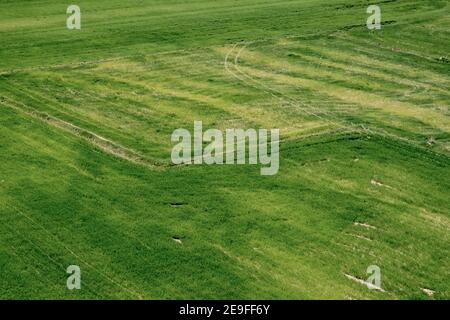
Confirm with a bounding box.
[0,0,449,299]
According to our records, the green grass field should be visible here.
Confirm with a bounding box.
[0,0,449,299]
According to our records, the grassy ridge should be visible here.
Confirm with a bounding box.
[0,0,449,299]
[1,0,447,69]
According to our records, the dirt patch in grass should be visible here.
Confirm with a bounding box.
[172,236,183,244]
[353,221,377,229]
[344,274,385,292]
[421,288,435,296]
